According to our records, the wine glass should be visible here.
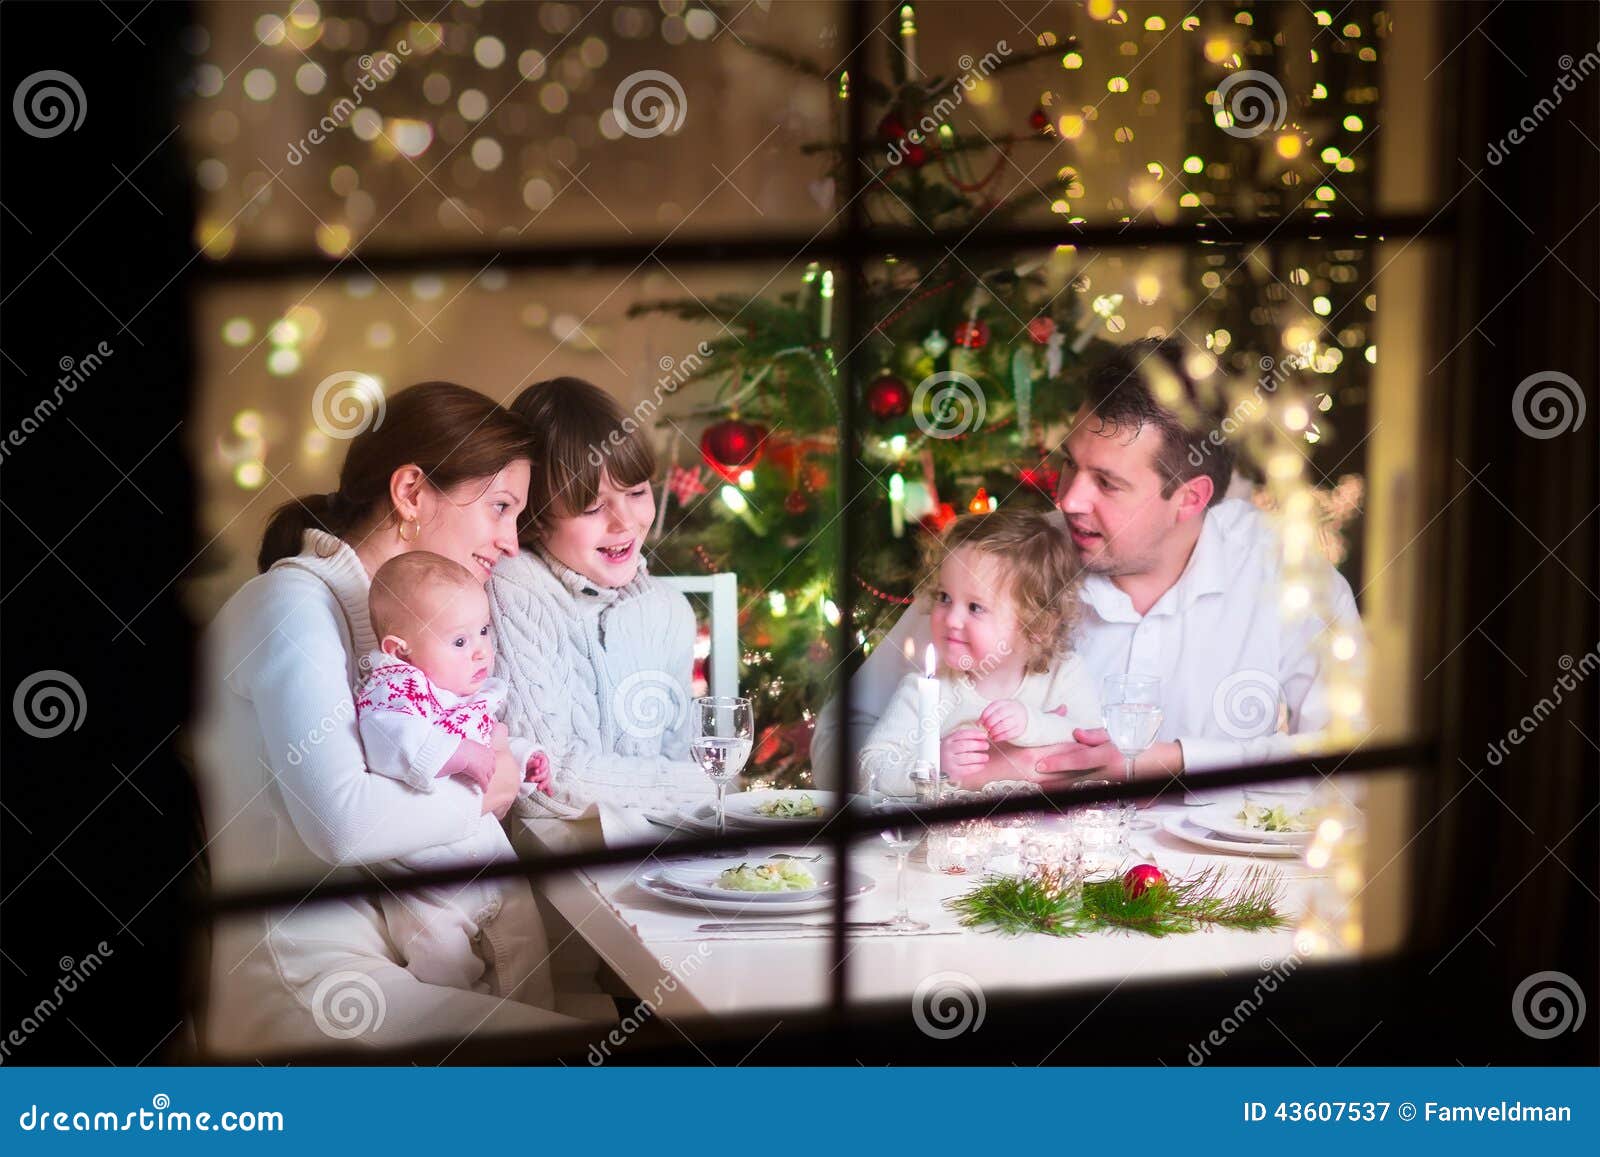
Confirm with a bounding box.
[690,696,753,837]
[1101,674,1163,826]
[869,772,929,932]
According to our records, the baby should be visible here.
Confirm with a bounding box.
[355,551,549,990]
[860,508,1101,795]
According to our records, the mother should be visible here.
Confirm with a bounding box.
[193,382,581,1056]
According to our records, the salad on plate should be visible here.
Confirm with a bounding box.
[716,861,817,892]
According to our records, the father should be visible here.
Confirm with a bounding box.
[811,338,1363,792]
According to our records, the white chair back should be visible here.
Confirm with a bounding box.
[657,572,739,699]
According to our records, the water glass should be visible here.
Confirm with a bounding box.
[690,696,753,837]
[872,796,929,931]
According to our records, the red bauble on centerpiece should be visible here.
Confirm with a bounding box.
[876,114,907,144]
[1026,317,1057,344]
[866,373,912,420]
[1122,863,1167,899]
[952,319,990,350]
[1029,106,1050,133]
[700,418,767,481]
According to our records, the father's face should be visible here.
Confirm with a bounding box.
[1055,405,1183,576]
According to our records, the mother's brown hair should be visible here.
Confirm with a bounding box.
[257,381,533,572]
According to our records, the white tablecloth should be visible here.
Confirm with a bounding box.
[512,795,1346,1019]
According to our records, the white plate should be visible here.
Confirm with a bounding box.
[1192,802,1315,845]
[1162,815,1305,859]
[635,868,874,915]
[722,789,839,826]
[660,859,830,902]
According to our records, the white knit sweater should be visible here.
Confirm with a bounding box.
[191,529,562,1046]
[195,529,486,884]
[488,547,713,816]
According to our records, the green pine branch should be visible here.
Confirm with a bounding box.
[948,865,1292,938]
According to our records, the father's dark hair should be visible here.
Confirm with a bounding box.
[1077,338,1235,508]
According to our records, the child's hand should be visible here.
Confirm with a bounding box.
[524,750,551,791]
[979,699,1028,744]
[940,726,991,780]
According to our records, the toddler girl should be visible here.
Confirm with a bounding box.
[355,551,549,990]
[860,508,1101,795]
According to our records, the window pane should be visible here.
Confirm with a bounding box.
[186,0,845,258]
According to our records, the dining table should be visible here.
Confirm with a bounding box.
[509,790,1350,1022]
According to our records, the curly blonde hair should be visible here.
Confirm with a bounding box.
[919,508,1085,674]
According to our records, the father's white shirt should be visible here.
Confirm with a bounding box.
[809,499,1364,787]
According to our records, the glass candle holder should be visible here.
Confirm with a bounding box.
[1068,780,1130,882]
[1019,824,1085,910]
[980,779,1043,855]
[927,819,996,875]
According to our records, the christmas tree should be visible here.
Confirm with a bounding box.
[634,10,1113,786]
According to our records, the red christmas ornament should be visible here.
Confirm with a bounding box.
[666,464,708,505]
[1019,465,1061,495]
[902,143,930,169]
[918,503,957,535]
[1122,863,1167,899]
[877,114,907,143]
[784,489,809,515]
[1027,317,1057,344]
[866,373,912,420]
[952,319,990,350]
[700,418,767,481]
[1029,107,1050,132]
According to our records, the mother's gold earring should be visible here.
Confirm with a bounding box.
[399,517,420,542]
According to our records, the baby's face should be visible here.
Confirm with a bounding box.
[387,581,495,696]
[929,546,1023,676]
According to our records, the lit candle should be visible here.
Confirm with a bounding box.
[889,471,906,538]
[918,642,941,772]
[819,269,834,340]
[899,4,920,82]
[836,71,849,143]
